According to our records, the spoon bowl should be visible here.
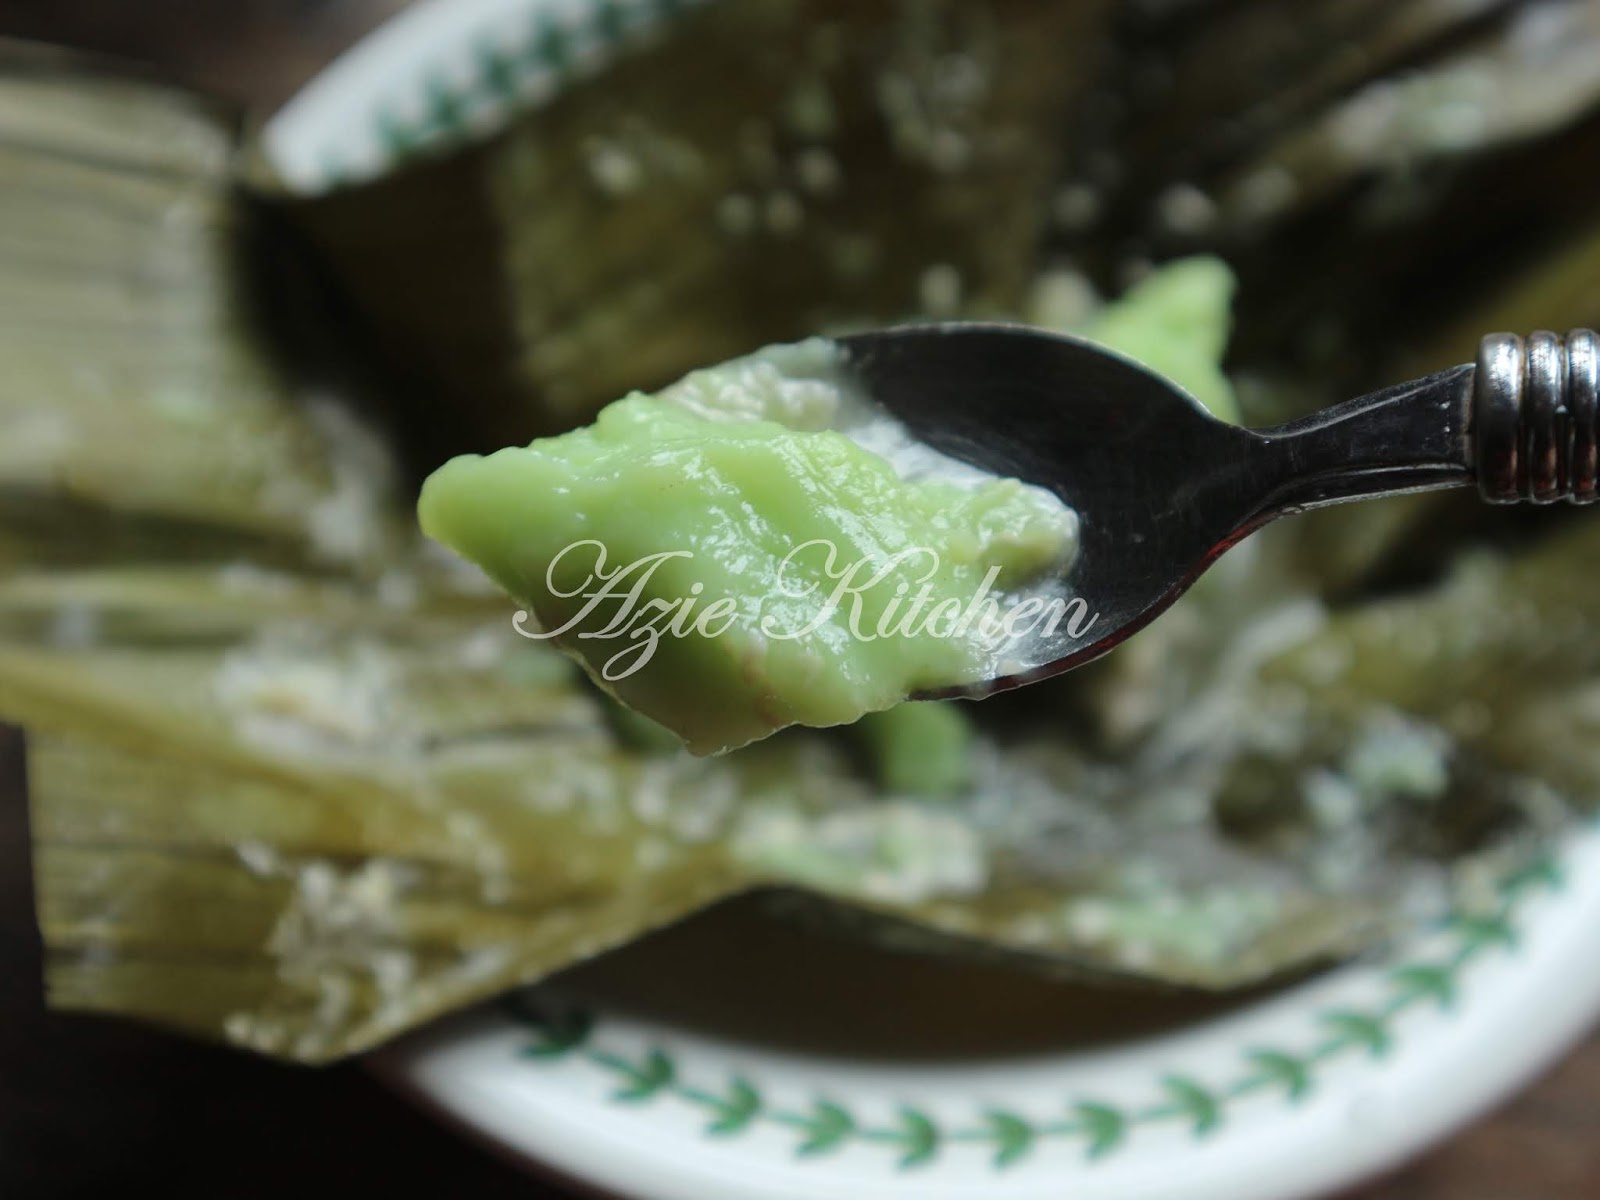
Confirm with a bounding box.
[841,323,1596,697]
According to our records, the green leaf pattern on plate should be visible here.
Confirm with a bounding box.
[332,0,703,185]
[1071,1102,1129,1161]
[1154,1076,1223,1137]
[787,1100,855,1157]
[981,1110,1035,1169]
[1240,1049,1314,1102]
[504,842,1567,1171]
[695,1077,762,1136]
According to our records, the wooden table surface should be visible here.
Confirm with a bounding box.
[0,3,1596,1196]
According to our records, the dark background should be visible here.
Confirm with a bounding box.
[0,2,1596,1196]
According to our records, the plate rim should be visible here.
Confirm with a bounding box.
[375,824,1600,1200]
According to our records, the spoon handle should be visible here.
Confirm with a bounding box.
[1473,330,1600,504]
[1260,328,1600,514]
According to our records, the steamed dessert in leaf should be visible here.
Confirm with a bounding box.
[419,339,1080,753]
[9,7,1600,1070]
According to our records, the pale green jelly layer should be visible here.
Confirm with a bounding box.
[419,344,1078,755]
[856,700,975,795]
[1076,256,1239,424]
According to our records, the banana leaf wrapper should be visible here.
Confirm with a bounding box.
[0,42,407,577]
[1053,0,1600,387]
[7,514,1587,1063]
[271,0,1115,453]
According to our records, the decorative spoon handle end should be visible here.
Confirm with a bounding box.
[1475,329,1600,503]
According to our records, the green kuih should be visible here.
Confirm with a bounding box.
[419,260,1239,757]
[1075,256,1239,424]
[420,340,1077,754]
[855,700,977,795]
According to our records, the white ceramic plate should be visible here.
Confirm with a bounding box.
[370,832,1600,1200]
[262,5,1600,1196]
[262,0,705,193]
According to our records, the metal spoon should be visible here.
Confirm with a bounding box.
[840,326,1600,699]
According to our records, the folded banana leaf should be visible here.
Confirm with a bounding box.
[1,20,1595,1067]
[0,42,406,577]
[12,501,1585,1062]
[274,0,1116,453]
[1053,0,1600,388]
